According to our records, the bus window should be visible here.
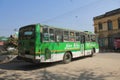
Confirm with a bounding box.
[43,33,49,41]
[19,26,35,39]
[49,28,54,34]
[43,27,48,33]
[76,32,80,41]
[85,35,90,42]
[55,29,63,42]
[64,31,69,36]
[19,30,23,40]
[91,35,96,42]
[69,31,75,41]
[69,37,75,41]
[24,31,33,35]
[43,28,49,42]
[81,35,85,43]
[76,32,79,36]
[49,28,55,42]
[63,31,69,42]
[70,31,74,36]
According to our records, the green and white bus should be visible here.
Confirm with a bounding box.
[17,24,99,63]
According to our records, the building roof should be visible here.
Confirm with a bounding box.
[93,8,120,20]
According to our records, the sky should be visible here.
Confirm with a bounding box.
[0,0,120,37]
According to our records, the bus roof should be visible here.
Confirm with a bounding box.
[19,24,95,35]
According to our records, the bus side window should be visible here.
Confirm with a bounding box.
[43,27,49,42]
[85,35,90,42]
[91,35,96,42]
[63,31,69,42]
[69,31,75,42]
[81,35,85,43]
[55,29,63,42]
[49,28,55,42]
[76,32,80,41]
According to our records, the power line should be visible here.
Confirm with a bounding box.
[41,0,101,23]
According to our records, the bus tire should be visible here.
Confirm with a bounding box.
[63,52,72,64]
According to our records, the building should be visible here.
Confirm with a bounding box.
[0,36,8,46]
[93,8,120,50]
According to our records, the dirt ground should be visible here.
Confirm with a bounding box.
[0,53,120,80]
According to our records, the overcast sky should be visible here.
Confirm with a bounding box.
[0,0,120,37]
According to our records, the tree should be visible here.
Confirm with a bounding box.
[5,35,18,48]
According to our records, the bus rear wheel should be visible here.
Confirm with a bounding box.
[63,52,72,64]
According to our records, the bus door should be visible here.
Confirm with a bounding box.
[80,35,85,56]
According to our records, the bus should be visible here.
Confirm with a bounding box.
[17,24,99,63]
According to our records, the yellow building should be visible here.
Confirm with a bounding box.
[93,8,120,50]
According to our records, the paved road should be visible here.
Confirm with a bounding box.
[0,53,120,80]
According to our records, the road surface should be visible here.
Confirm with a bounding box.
[0,53,120,80]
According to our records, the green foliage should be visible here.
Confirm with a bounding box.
[0,36,8,41]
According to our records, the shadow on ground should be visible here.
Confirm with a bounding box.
[0,56,114,80]
[0,68,112,80]
[0,56,89,71]
[0,59,61,71]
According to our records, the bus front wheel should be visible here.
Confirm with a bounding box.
[63,52,72,64]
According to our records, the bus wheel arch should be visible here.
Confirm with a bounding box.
[63,51,72,64]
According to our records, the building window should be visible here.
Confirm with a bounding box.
[118,18,120,29]
[107,20,113,30]
[98,23,102,30]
